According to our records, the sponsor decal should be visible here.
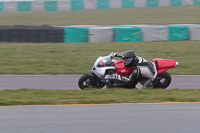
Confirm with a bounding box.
[121,70,126,73]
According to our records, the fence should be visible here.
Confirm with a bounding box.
[0,0,200,12]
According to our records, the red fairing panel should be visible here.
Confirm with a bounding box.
[114,59,133,76]
[152,58,176,74]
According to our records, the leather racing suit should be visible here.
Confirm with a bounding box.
[112,54,157,89]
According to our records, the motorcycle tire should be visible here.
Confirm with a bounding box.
[78,73,105,90]
[152,71,171,89]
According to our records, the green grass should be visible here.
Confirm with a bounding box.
[0,6,199,106]
[0,88,200,106]
[0,5,199,75]
[0,5,199,25]
[0,41,199,75]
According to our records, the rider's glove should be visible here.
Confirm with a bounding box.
[121,76,131,82]
[110,52,117,58]
[111,74,130,82]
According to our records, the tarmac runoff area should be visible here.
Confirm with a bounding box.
[1,103,200,133]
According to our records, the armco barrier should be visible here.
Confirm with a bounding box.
[113,26,142,42]
[190,25,200,40]
[0,24,200,43]
[64,27,89,43]
[0,0,199,12]
[0,2,4,11]
[18,1,31,11]
[45,1,57,11]
[168,26,189,41]
[71,0,84,10]
[142,25,168,42]
[89,27,113,42]
[63,24,200,43]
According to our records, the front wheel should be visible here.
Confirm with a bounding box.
[78,74,105,90]
[151,71,171,89]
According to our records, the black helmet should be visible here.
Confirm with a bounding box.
[122,50,138,67]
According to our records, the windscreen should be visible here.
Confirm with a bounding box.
[97,58,113,67]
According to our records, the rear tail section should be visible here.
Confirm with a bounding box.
[152,58,178,74]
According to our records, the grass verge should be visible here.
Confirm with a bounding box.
[0,6,199,25]
[0,41,199,74]
[0,88,200,106]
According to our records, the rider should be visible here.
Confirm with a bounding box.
[110,50,157,89]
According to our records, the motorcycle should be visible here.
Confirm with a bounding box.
[78,54,178,90]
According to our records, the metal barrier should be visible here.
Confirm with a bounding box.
[0,0,199,12]
[0,24,200,43]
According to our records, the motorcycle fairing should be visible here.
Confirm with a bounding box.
[152,58,177,74]
[93,56,115,78]
[114,59,133,76]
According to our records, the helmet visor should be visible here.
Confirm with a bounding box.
[123,58,133,66]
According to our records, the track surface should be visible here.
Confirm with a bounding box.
[0,75,199,90]
[1,103,200,133]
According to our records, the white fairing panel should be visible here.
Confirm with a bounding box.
[92,56,115,78]
[93,67,115,78]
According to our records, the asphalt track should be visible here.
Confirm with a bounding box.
[1,103,200,133]
[0,75,199,90]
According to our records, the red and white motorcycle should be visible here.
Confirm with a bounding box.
[78,54,178,89]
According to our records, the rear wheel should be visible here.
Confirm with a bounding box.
[78,74,105,90]
[151,71,171,89]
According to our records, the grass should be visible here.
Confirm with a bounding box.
[0,6,199,105]
[0,5,199,25]
[0,5,199,75]
[0,41,199,75]
[0,88,200,106]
